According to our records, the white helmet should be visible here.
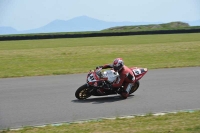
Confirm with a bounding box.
[113,58,124,71]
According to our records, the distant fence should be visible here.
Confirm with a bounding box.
[0,29,200,41]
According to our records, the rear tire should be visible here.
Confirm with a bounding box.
[75,84,91,100]
[129,81,140,94]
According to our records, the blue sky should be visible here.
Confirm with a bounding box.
[0,0,200,30]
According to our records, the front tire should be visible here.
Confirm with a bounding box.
[75,84,91,100]
[129,81,140,94]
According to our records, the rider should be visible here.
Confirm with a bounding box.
[96,58,136,99]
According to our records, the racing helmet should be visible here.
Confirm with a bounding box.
[113,58,124,71]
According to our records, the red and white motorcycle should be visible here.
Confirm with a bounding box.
[75,67,148,100]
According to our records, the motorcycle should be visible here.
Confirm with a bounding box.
[75,67,148,100]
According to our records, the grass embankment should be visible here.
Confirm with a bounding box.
[102,21,200,32]
[2,111,200,133]
[0,33,200,78]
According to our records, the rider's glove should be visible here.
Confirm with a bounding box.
[96,66,103,69]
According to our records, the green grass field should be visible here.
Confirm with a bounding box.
[0,33,200,132]
[2,111,200,133]
[0,33,200,78]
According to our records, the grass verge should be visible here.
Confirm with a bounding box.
[0,33,200,78]
[1,110,200,133]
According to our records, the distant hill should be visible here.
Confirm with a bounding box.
[21,16,157,34]
[0,27,18,35]
[102,21,192,32]
[0,16,200,35]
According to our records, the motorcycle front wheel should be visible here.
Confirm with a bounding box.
[75,84,91,100]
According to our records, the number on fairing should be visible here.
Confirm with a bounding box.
[90,75,94,80]
[133,69,141,75]
[88,74,95,82]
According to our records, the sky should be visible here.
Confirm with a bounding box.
[0,0,200,31]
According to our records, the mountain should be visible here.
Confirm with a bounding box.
[21,16,157,34]
[0,16,200,35]
[0,27,18,35]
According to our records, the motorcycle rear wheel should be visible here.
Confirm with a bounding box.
[75,84,91,100]
[129,81,140,94]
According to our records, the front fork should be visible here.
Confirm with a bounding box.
[85,83,93,94]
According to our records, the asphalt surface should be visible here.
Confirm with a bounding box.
[0,67,200,129]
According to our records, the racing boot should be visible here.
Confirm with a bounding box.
[120,90,129,99]
[120,83,133,99]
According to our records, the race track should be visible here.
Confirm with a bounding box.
[0,67,200,129]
